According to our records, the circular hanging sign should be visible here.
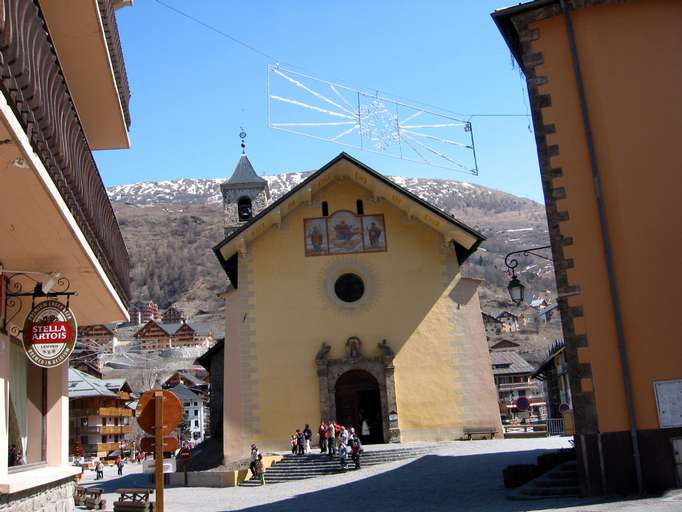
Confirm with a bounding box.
[22,300,77,368]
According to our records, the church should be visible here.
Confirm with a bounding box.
[213,150,501,462]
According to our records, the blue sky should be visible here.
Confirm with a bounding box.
[94,1,544,202]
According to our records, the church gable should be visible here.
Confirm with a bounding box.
[214,153,484,287]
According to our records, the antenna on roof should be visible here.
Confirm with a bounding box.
[239,127,247,154]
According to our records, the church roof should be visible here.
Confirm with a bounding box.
[225,154,267,186]
[214,153,486,287]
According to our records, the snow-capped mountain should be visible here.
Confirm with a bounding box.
[107,173,539,215]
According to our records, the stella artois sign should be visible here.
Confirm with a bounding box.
[22,300,77,368]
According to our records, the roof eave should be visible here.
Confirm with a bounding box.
[212,152,486,274]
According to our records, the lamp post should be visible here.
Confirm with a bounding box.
[503,245,552,305]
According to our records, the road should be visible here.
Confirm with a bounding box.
[81,438,682,511]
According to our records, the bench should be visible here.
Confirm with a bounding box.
[113,488,155,512]
[84,488,107,510]
[74,486,86,507]
[463,427,497,440]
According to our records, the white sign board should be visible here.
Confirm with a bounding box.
[143,458,176,474]
[654,379,682,428]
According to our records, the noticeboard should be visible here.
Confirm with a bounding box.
[654,379,682,428]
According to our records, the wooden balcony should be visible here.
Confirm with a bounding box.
[73,407,133,417]
[0,0,130,304]
[83,442,119,453]
[77,425,132,435]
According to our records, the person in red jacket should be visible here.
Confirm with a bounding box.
[318,422,327,453]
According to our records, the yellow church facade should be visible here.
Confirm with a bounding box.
[214,153,501,462]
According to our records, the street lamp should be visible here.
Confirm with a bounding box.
[507,275,525,305]
[503,245,552,305]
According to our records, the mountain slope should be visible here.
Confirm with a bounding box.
[110,174,555,315]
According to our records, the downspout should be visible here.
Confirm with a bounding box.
[559,0,643,493]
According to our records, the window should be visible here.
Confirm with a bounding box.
[194,420,199,427]
[334,273,365,303]
[321,201,329,217]
[194,410,198,417]
[7,341,46,469]
[194,402,198,407]
[237,196,253,221]
[356,199,364,215]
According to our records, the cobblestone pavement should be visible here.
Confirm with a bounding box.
[82,439,682,511]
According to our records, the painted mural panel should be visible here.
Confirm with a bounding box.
[328,211,363,254]
[362,215,387,252]
[304,218,329,256]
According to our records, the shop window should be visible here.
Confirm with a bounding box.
[7,341,46,470]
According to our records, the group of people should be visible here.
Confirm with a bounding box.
[318,420,363,470]
[90,456,125,479]
[289,424,313,455]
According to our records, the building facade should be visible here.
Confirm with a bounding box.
[494,0,682,494]
[491,351,546,422]
[68,370,133,459]
[213,153,501,462]
[170,384,207,444]
[134,320,209,350]
[0,1,132,508]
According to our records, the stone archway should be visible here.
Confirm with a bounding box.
[315,338,400,443]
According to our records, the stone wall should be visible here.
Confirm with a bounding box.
[0,478,75,512]
[221,185,269,236]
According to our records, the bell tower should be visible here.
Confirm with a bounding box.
[221,130,270,236]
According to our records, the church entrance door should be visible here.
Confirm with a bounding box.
[335,370,384,444]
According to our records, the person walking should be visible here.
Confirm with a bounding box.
[318,421,327,453]
[303,424,312,454]
[255,454,265,486]
[95,460,104,480]
[350,430,363,470]
[249,444,259,479]
[334,422,342,451]
[117,458,125,476]
[296,429,305,456]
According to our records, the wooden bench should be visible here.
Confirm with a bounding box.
[113,488,155,512]
[74,486,86,507]
[84,488,107,510]
[463,427,497,440]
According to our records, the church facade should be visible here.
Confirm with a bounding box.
[213,152,501,462]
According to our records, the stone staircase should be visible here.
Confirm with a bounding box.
[508,461,579,500]
[240,445,436,486]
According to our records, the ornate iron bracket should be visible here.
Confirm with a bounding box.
[2,271,77,336]
[503,245,553,278]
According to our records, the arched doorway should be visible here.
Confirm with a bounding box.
[335,370,384,444]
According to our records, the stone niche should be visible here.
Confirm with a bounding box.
[0,477,75,512]
[315,338,400,443]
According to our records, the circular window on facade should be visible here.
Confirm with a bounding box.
[334,273,365,303]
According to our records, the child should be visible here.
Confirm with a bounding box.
[290,434,297,455]
[338,442,348,471]
[256,454,265,486]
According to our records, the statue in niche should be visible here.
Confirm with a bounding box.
[345,336,362,360]
[315,342,331,364]
[378,339,394,358]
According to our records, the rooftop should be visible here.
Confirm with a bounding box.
[490,351,535,375]
[68,368,118,398]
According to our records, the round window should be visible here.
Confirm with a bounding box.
[334,273,365,303]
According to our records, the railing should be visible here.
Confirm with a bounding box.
[0,0,130,303]
[73,407,133,417]
[546,418,565,436]
[97,0,131,127]
[77,425,132,435]
[82,442,120,453]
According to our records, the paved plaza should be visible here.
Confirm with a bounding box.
[82,438,682,512]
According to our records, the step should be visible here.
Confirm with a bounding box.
[533,479,579,488]
[519,486,579,497]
